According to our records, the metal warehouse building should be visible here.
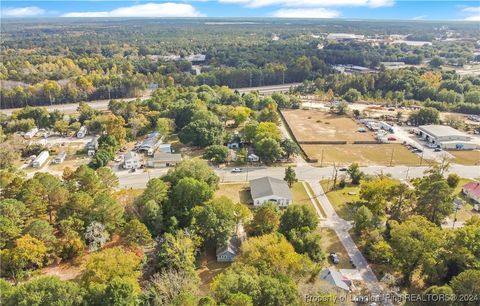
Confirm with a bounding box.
[418,125,480,150]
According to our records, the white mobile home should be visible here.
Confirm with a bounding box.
[52,151,67,164]
[24,127,39,139]
[32,151,49,168]
[77,126,87,138]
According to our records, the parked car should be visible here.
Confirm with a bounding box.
[231,168,243,173]
[434,148,442,152]
[330,252,339,264]
[339,168,347,172]
[129,169,136,173]
[387,136,396,141]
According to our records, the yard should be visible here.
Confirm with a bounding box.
[282,108,375,142]
[448,150,480,166]
[303,143,421,166]
[317,228,351,269]
[320,180,360,221]
[215,182,252,204]
[197,248,230,294]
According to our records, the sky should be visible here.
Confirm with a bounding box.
[1,1,479,21]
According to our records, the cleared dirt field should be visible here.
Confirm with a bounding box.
[448,150,480,166]
[282,109,375,142]
[303,143,422,166]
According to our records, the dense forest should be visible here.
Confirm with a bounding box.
[1,19,479,109]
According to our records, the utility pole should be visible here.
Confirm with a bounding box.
[320,149,324,167]
[419,151,424,166]
[389,147,394,167]
[332,162,338,190]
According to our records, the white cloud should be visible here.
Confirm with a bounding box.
[462,6,480,21]
[271,7,340,18]
[412,15,427,20]
[219,0,394,8]
[1,6,45,17]
[62,3,204,18]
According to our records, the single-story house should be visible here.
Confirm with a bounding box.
[216,224,246,262]
[147,152,182,168]
[249,176,292,207]
[462,181,480,204]
[52,151,67,164]
[319,267,353,292]
[123,151,142,169]
[247,153,259,162]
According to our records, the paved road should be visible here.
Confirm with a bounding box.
[0,83,302,116]
[308,178,385,296]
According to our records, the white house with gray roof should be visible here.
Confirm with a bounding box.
[249,176,292,207]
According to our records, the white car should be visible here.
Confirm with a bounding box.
[231,168,243,173]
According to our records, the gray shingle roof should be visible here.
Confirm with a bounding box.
[320,268,350,291]
[249,176,292,200]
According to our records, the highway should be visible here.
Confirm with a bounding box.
[0,83,301,116]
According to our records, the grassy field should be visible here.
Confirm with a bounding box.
[282,108,375,142]
[291,181,312,206]
[303,143,421,166]
[448,150,480,166]
[320,180,360,221]
[215,182,252,204]
[318,228,351,269]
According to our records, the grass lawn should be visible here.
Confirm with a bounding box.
[291,182,311,206]
[317,228,351,269]
[215,183,252,204]
[303,143,421,166]
[320,180,360,221]
[448,150,480,166]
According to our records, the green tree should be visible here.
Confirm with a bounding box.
[82,247,142,286]
[255,137,283,165]
[287,227,325,262]
[450,269,480,296]
[169,177,214,227]
[163,159,219,189]
[1,235,48,279]
[279,204,318,235]
[446,173,460,189]
[122,219,153,246]
[408,107,439,125]
[283,166,298,188]
[192,196,241,247]
[389,216,444,285]
[343,88,361,102]
[248,202,281,236]
[414,173,454,225]
[280,139,300,159]
[103,277,139,306]
[157,230,197,275]
[5,276,83,306]
[354,205,374,234]
[203,145,229,164]
[347,163,363,185]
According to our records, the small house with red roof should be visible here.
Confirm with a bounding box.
[462,181,480,204]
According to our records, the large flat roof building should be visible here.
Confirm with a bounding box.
[418,125,479,150]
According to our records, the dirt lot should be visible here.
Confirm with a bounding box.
[318,228,351,269]
[302,143,421,166]
[282,109,375,142]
